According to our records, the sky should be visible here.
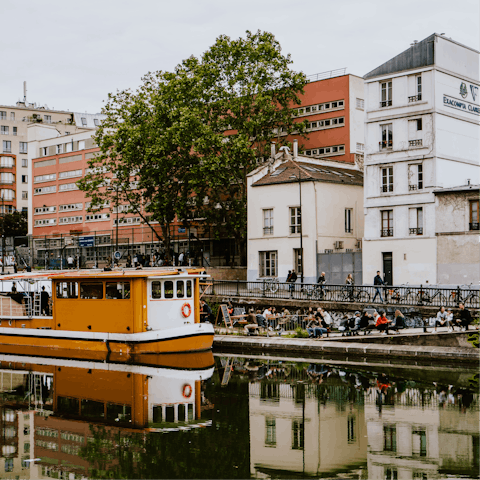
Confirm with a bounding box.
[2,0,479,114]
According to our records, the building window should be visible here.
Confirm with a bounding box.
[381,166,394,192]
[9,112,14,121]
[22,191,28,200]
[34,186,56,195]
[0,172,14,184]
[12,127,17,136]
[356,98,364,109]
[19,142,27,154]
[0,189,14,200]
[263,208,273,235]
[56,144,64,154]
[345,208,353,233]
[291,420,304,450]
[35,206,56,214]
[384,425,397,452]
[0,157,13,168]
[295,99,344,117]
[304,144,345,157]
[259,251,277,277]
[416,75,422,100]
[294,248,303,274]
[2,140,11,153]
[412,428,427,457]
[380,124,393,149]
[265,417,276,447]
[66,142,73,153]
[416,118,422,131]
[59,183,79,191]
[0,112,6,120]
[356,143,364,152]
[34,218,57,227]
[59,169,82,179]
[470,200,479,230]
[44,115,52,123]
[22,158,27,167]
[290,207,301,234]
[59,203,82,212]
[81,117,87,126]
[381,210,393,237]
[34,173,56,183]
[380,81,392,107]
[94,118,100,126]
[85,213,110,222]
[78,140,85,150]
[0,126,9,135]
[59,216,83,225]
[21,175,28,183]
[408,164,423,190]
[409,207,423,235]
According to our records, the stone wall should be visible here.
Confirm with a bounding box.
[205,267,247,281]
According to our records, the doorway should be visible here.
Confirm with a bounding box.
[382,252,393,285]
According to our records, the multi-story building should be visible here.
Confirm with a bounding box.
[0,98,93,216]
[289,71,365,165]
[362,33,479,285]
[247,144,363,283]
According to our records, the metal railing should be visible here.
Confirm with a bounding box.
[306,68,347,82]
[469,222,479,231]
[409,139,423,147]
[409,227,423,235]
[204,280,480,309]
[381,228,393,237]
[380,100,392,107]
[408,94,422,102]
[379,140,393,150]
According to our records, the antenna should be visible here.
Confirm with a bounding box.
[23,81,27,104]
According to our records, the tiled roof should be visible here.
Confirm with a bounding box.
[252,160,363,187]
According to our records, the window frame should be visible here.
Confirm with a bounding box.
[345,208,353,233]
[380,124,393,149]
[289,206,301,234]
[259,251,277,277]
[380,80,393,107]
[263,208,274,235]
[381,210,394,237]
[381,166,394,193]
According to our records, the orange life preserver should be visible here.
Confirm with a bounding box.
[182,384,192,398]
[181,302,191,318]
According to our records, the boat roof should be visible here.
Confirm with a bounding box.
[0,268,208,282]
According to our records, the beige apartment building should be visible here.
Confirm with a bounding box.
[0,99,99,216]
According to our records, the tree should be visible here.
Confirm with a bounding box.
[77,70,210,263]
[180,30,308,264]
[1,211,27,237]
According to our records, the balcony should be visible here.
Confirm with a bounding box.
[470,222,479,231]
[381,229,393,237]
[409,139,423,147]
[379,141,393,150]
[409,227,423,235]
[381,185,394,193]
[408,94,422,102]
[380,100,392,108]
[263,226,274,235]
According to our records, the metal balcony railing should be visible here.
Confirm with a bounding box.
[381,185,394,193]
[380,100,392,107]
[409,139,423,147]
[381,228,393,237]
[409,227,423,235]
[263,226,274,235]
[306,68,347,82]
[408,94,422,102]
[470,222,479,231]
[379,140,393,150]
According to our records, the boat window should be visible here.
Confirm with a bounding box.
[178,403,185,421]
[106,282,130,299]
[56,282,78,299]
[153,405,162,423]
[176,281,184,298]
[80,282,103,299]
[151,281,161,299]
[57,397,79,415]
[186,280,192,297]
[165,405,175,422]
[164,281,173,299]
[81,399,105,419]
[106,403,131,423]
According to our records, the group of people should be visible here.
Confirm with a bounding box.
[434,303,472,332]
[305,307,332,339]
[337,309,405,336]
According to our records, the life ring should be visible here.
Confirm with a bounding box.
[181,302,191,318]
[182,384,192,398]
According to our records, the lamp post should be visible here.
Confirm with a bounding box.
[298,168,304,284]
[1,196,4,275]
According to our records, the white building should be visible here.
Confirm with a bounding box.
[247,144,364,284]
[362,33,479,286]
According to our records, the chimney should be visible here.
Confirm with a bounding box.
[293,139,298,158]
[271,143,276,159]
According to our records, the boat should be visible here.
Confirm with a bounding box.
[0,268,214,358]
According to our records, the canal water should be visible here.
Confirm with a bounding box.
[0,353,477,479]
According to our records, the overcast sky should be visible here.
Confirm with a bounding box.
[2,0,479,114]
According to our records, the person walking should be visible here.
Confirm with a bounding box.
[372,271,385,303]
[287,269,297,298]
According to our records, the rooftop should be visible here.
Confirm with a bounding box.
[252,159,363,187]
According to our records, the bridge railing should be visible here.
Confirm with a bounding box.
[204,280,479,309]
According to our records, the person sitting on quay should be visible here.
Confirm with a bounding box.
[375,310,392,335]
[390,310,406,333]
[349,311,362,335]
[255,309,267,329]
[434,306,448,332]
[359,311,374,335]
[455,303,473,331]
[446,308,454,332]
[314,308,329,338]
[244,308,259,336]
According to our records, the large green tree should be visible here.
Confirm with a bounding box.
[78,30,307,265]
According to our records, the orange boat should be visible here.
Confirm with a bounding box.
[0,268,214,358]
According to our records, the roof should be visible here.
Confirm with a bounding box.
[0,268,207,282]
[433,184,479,194]
[252,160,363,187]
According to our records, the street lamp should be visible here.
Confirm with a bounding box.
[1,196,4,275]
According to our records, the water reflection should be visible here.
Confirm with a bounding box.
[0,352,476,479]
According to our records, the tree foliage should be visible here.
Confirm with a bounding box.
[78,30,307,264]
[1,211,27,237]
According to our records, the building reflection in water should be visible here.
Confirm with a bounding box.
[0,352,214,479]
[244,360,479,479]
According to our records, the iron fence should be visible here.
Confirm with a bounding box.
[204,280,479,309]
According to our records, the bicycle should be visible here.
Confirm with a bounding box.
[260,278,279,295]
[415,287,447,306]
[451,284,480,309]
[337,286,371,303]
[387,283,417,305]
[300,284,334,301]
